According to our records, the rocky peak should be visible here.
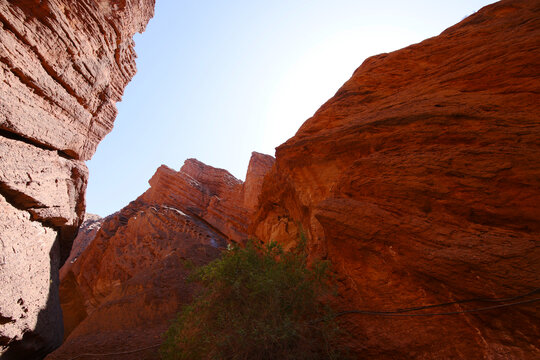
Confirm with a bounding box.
[49,153,274,358]
[181,158,243,195]
[143,154,274,242]
[243,152,276,210]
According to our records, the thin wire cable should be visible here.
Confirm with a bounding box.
[381,287,540,313]
[65,343,160,360]
[64,289,540,357]
[331,297,540,318]
[310,287,540,324]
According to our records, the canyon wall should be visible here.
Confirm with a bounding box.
[0,0,154,357]
[47,154,274,359]
[2,0,538,358]
[252,0,540,358]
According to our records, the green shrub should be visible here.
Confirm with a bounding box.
[160,238,345,360]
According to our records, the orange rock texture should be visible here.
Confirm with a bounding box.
[47,155,274,359]
[251,0,540,358]
[0,0,154,358]
[142,159,247,242]
[52,202,227,360]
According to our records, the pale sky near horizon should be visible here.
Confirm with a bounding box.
[86,0,497,217]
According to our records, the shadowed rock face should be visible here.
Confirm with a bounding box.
[0,0,155,357]
[252,0,540,358]
[47,154,274,359]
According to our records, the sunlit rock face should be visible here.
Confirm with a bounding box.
[243,152,276,211]
[47,154,274,359]
[0,0,155,357]
[252,0,540,358]
[142,159,248,242]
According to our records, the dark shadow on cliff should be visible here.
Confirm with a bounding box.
[1,234,64,360]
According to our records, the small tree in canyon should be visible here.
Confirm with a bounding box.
[161,238,345,360]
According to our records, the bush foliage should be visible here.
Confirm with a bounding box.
[160,238,344,360]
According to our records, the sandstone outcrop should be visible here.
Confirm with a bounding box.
[0,0,155,357]
[47,154,274,359]
[0,194,60,359]
[50,202,227,360]
[243,152,276,211]
[142,159,247,242]
[252,0,540,358]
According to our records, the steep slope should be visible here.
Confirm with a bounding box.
[0,0,155,357]
[47,154,274,359]
[252,0,540,358]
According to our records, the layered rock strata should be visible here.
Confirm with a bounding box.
[0,0,155,357]
[142,159,247,242]
[47,154,274,358]
[252,0,540,358]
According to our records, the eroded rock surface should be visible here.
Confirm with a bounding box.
[0,0,155,357]
[142,158,262,242]
[0,0,155,159]
[47,154,274,359]
[0,194,60,359]
[51,203,227,360]
[252,0,540,358]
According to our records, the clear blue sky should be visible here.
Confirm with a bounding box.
[86,0,497,217]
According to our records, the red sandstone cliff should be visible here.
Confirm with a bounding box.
[252,0,540,358]
[47,154,274,359]
[3,0,539,358]
[0,0,154,358]
[142,159,247,242]
[53,202,227,360]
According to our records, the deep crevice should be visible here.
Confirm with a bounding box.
[0,182,45,216]
[0,315,15,326]
[0,129,75,161]
[0,125,56,153]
